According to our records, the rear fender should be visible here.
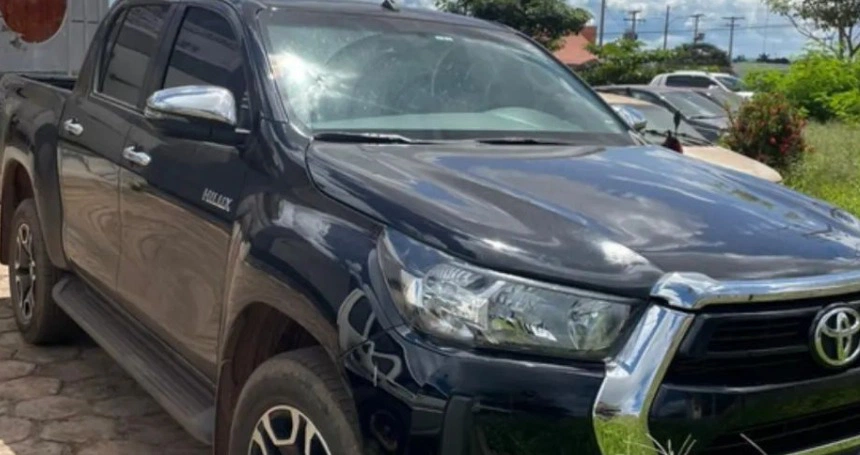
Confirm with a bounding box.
[0,118,68,269]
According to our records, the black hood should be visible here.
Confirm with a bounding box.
[308,142,860,298]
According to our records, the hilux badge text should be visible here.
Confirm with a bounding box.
[202,188,232,212]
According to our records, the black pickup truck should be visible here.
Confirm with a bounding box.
[3,1,860,454]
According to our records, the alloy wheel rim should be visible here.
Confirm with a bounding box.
[248,405,332,455]
[13,223,36,324]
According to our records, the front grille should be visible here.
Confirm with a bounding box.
[665,298,860,387]
[706,317,808,352]
[700,401,860,455]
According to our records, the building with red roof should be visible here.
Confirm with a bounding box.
[553,25,599,68]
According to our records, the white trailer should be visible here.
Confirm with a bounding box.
[0,0,112,76]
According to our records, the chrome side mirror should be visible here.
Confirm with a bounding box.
[145,85,237,127]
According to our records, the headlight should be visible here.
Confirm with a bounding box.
[379,230,638,359]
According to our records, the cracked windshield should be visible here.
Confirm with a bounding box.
[263,10,629,142]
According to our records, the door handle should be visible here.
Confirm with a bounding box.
[122,146,151,167]
[62,119,84,137]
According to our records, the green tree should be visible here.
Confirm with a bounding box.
[436,0,591,50]
[765,0,860,60]
[578,39,726,85]
[578,39,677,85]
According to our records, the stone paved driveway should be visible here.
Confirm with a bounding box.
[0,268,209,455]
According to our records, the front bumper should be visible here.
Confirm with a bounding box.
[595,271,860,455]
[344,326,606,454]
[345,270,860,454]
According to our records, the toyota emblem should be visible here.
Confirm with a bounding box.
[811,305,860,368]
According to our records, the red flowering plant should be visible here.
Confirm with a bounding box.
[723,92,811,171]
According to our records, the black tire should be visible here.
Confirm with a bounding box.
[229,347,362,455]
[7,199,76,344]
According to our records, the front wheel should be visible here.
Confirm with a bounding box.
[229,347,363,455]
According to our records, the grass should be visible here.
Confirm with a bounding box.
[784,123,860,216]
[733,62,791,78]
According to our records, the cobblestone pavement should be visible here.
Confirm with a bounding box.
[0,268,209,455]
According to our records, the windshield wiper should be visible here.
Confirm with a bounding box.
[313,132,422,144]
[472,137,576,146]
[643,129,712,146]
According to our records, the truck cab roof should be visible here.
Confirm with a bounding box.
[272,0,506,29]
[137,0,508,31]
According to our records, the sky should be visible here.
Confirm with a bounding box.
[399,0,809,59]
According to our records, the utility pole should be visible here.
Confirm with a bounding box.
[624,9,644,39]
[598,0,607,46]
[723,16,744,62]
[663,5,671,50]
[690,13,705,44]
[762,5,770,55]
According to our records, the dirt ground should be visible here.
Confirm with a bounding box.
[0,267,209,455]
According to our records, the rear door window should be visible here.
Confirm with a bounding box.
[688,76,715,88]
[665,76,689,87]
[100,5,170,106]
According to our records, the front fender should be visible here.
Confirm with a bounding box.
[213,188,388,452]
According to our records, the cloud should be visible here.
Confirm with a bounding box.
[641,33,687,50]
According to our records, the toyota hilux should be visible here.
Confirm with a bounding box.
[1,1,860,454]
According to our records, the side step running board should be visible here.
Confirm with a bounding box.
[52,276,215,445]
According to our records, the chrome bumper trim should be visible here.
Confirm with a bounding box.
[593,270,860,454]
[592,304,693,454]
[653,269,860,310]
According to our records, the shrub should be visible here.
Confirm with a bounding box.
[744,69,786,93]
[723,92,810,170]
[782,54,858,121]
[744,53,860,122]
[828,90,860,124]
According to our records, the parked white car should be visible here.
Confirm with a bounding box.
[650,71,754,99]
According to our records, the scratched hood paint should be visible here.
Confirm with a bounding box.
[307,143,860,297]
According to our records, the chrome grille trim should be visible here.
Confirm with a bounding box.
[592,270,860,455]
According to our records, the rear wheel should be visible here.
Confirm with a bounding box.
[7,199,76,344]
[229,347,362,455]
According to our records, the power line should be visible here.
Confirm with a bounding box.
[723,16,744,61]
[601,23,796,38]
